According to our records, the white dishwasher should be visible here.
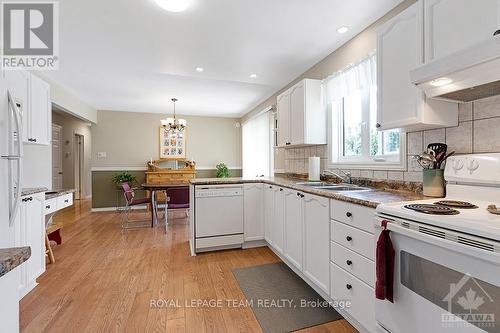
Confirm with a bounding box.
[194,185,244,252]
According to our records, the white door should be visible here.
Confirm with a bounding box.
[277,92,290,147]
[425,0,500,62]
[303,194,330,294]
[272,186,285,254]
[264,185,274,245]
[29,75,51,145]
[243,183,264,241]
[289,83,305,145]
[284,188,303,270]
[377,1,424,131]
[52,124,63,190]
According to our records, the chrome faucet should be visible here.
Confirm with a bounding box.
[322,169,352,184]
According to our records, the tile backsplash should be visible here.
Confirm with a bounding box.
[279,95,500,183]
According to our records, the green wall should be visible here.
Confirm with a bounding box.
[91,169,242,208]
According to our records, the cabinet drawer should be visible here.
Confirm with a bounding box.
[330,263,375,332]
[331,241,375,287]
[330,200,375,234]
[57,193,73,209]
[44,198,57,215]
[331,221,374,261]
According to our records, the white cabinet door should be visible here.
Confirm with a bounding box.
[303,194,330,294]
[289,82,305,146]
[377,1,424,131]
[29,74,51,145]
[264,184,275,245]
[15,193,45,299]
[284,189,303,270]
[277,92,290,147]
[425,0,500,62]
[243,183,264,241]
[4,70,30,143]
[272,186,285,254]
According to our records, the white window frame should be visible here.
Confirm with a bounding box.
[242,106,273,178]
[326,56,406,171]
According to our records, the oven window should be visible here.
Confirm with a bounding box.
[401,251,500,332]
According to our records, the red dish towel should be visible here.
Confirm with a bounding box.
[375,220,395,303]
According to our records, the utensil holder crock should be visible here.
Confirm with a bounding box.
[423,169,445,197]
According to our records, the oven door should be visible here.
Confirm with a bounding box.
[375,217,500,333]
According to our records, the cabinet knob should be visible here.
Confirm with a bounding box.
[346,212,352,218]
[269,186,273,189]
[64,199,69,203]
[346,260,352,266]
[279,188,283,191]
[300,194,304,198]
[376,123,381,128]
[346,284,352,290]
[346,236,352,242]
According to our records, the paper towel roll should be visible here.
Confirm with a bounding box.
[308,157,320,181]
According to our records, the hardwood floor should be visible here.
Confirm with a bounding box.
[20,200,357,333]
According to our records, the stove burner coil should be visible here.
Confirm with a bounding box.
[434,200,478,209]
[404,204,460,215]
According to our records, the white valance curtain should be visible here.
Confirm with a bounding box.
[242,110,271,178]
[322,53,376,105]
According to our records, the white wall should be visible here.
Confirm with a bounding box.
[92,110,242,170]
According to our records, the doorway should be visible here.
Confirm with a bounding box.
[74,133,84,200]
[52,124,63,189]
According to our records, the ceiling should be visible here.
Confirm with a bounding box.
[42,0,403,118]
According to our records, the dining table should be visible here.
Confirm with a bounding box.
[141,183,189,229]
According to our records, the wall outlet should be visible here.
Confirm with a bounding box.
[97,152,107,159]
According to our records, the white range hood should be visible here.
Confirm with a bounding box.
[410,33,500,102]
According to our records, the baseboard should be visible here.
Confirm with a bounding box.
[91,205,148,212]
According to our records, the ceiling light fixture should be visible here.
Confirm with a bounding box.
[337,26,349,34]
[195,67,204,72]
[161,98,187,136]
[154,0,191,12]
[250,74,257,78]
[430,77,453,87]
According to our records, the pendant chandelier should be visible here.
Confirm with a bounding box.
[161,98,187,136]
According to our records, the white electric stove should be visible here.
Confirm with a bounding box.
[375,153,500,333]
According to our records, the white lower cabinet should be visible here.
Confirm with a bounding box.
[243,183,264,241]
[14,192,45,299]
[330,199,376,333]
[303,194,330,294]
[284,189,303,270]
[264,185,274,246]
[271,186,285,254]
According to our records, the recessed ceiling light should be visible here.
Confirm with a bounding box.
[430,77,453,87]
[250,74,257,78]
[337,26,349,34]
[154,0,191,12]
[195,67,204,72]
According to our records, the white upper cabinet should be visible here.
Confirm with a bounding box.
[277,92,290,147]
[424,0,500,62]
[29,74,51,145]
[377,1,458,131]
[276,79,325,147]
[243,183,264,242]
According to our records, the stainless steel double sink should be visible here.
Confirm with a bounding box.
[295,181,370,192]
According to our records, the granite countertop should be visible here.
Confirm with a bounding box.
[45,189,76,200]
[21,187,48,196]
[0,247,31,278]
[190,176,425,208]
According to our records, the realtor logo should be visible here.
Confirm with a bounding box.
[442,273,496,330]
[1,1,59,69]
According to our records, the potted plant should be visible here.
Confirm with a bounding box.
[216,163,230,178]
[111,171,137,186]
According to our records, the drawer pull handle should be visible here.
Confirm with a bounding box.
[346,212,352,218]
[346,284,352,290]
[346,260,352,266]
[46,205,50,209]
[279,188,283,191]
[64,199,69,203]
[346,236,352,242]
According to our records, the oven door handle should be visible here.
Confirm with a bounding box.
[386,222,500,265]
